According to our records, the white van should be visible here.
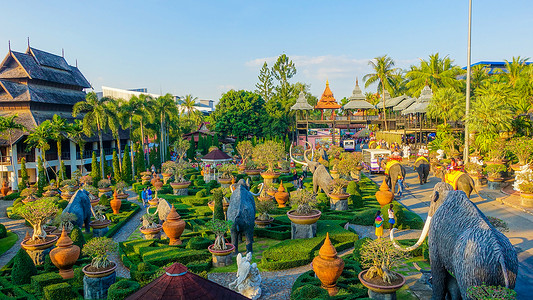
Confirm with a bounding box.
[362,149,391,173]
[343,139,355,151]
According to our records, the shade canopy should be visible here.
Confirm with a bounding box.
[126,263,248,300]
[343,79,374,110]
[291,90,313,110]
[201,149,232,163]
[393,97,415,111]
[315,80,341,109]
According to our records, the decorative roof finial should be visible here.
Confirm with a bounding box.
[356,77,359,86]
[326,79,329,86]
[62,48,64,57]
[75,59,78,68]
[8,40,11,52]
[27,37,30,48]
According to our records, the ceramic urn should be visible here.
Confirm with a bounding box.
[312,232,344,296]
[375,180,394,207]
[49,228,80,279]
[274,180,289,208]
[110,190,122,214]
[162,205,186,245]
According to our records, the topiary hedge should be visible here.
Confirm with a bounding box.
[31,272,63,293]
[0,224,7,239]
[186,236,212,250]
[107,280,140,300]
[43,282,72,300]
[11,248,37,285]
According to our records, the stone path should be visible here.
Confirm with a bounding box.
[0,199,31,268]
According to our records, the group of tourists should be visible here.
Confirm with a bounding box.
[140,187,153,207]
[374,204,395,238]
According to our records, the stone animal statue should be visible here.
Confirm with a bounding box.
[229,252,262,300]
[149,198,172,222]
[434,167,479,199]
[62,189,94,233]
[290,142,333,194]
[413,156,430,185]
[381,160,406,195]
[391,183,518,300]
[227,179,263,254]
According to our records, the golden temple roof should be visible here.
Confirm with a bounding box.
[315,80,341,109]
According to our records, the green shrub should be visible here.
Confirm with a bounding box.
[352,237,371,261]
[31,272,63,293]
[349,194,364,209]
[4,192,20,201]
[121,200,132,211]
[70,226,86,251]
[57,199,69,209]
[350,209,378,226]
[107,280,140,300]
[143,249,210,267]
[11,248,37,285]
[291,284,329,300]
[43,282,72,300]
[131,262,158,283]
[44,254,58,272]
[0,224,6,239]
[380,201,405,229]
[186,237,212,250]
[100,194,110,206]
[195,190,206,198]
[13,198,23,207]
[346,181,359,195]
[190,175,197,181]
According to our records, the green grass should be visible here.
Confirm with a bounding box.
[0,232,18,256]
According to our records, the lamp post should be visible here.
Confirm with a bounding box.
[463,0,472,163]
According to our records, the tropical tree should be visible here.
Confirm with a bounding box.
[25,121,53,183]
[181,94,199,117]
[272,54,297,104]
[67,119,86,172]
[500,56,530,87]
[49,114,68,181]
[121,96,143,178]
[153,93,178,164]
[405,53,464,96]
[427,88,466,126]
[255,62,274,102]
[72,92,114,179]
[105,98,122,172]
[0,115,26,188]
[133,94,155,167]
[364,55,398,131]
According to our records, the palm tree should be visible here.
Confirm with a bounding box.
[72,92,114,179]
[67,119,86,172]
[153,94,178,164]
[405,53,464,96]
[427,88,465,126]
[25,121,53,182]
[50,114,68,181]
[181,94,199,117]
[121,96,143,178]
[501,56,530,87]
[0,115,26,187]
[105,98,122,172]
[134,94,155,167]
[364,55,398,131]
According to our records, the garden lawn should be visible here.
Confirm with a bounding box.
[0,232,18,256]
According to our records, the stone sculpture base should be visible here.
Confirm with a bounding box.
[173,188,188,196]
[330,199,348,211]
[143,231,161,240]
[368,290,397,300]
[26,247,53,265]
[487,180,504,190]
[92,227,108,237]
[212,254,233,267]
[291,222,317,239]
[84,272,116,299]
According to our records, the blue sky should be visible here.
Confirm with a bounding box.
[2,0,532,101]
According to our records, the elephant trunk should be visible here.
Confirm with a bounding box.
[250,183,264,197]
[390,216,432,252]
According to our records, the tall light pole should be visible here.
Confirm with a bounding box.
[464,0,472,163]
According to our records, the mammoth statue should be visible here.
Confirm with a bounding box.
[63,189,94,233]
[227,179,263,254]
[290,142,333,194]
[434,167,479,199]
[390,183,518,299]
[413,156,430,185]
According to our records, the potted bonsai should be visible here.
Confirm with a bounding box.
[82,237,118,299]
[218,164,237,185]
[278,160,291,174]
[98,179,112,197]
[338,152,363,180]
[140,212,162,239]
[265,184,277,197]
[90,205,111,237]
[358,238,408,298]
[485,164,507,182]
[237,140,254,172]
[208,187,230,213]
[465,162,484,187]
[161,161,175,184]
[508,137,533,171]
[255,198,276,227]
[206,219,235,267]
[15,199,59,265]
[485,139,507,166]
[141,171,151,185]
[514,164,533,208]
[60,179,78,200]
[253,140,285,182]
[51,212,77,235]
[328,178,349,211]
[43,181,59,197]
[329,158,340,179]
[327,145,345,159]
[170,161,191,195]
[287,189,321,226]
[21,187,37,204]
[114,181,128,200]
[80,175,93,187]
[244,159,261,176]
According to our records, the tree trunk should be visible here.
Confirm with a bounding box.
[116,134,122,173]
[160,114,164,165]
[141,119,149,168]
[57,140,62,181]
[97,123,105,180]
[79,142,85,172]
[382,79,388,131]
[130,118,135,178]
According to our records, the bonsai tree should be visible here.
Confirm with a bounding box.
[142,213,160,229]
[54,212,77,231]
[486,138,507,162]
[83,237,118,269]
[236,140,254,164]
[84,185,98,197]
[464,162,483,176]
[115,181,127,194]
[327,145,344,158]
[507,137,533,165]
[218,164,237,179]
[360,238,409,284]
[252,140,285,173]
[290,189,317,215]
[162,161,177,175]
[205,219,233,251]
[93,205,107,222]
[20,187,37,199]
[467,284,517,300]
[337,152,363,180]
[79,175,93,186]
[14,199,58,241]
[485,164,507,179]
[256,199,275,221]
[327,178,349,195]
[98,179,111,189]
[513,164,533,194]
[244,159,258,170]
[173,138,190,162]
[279,160,290,171]
[173,161,190,183]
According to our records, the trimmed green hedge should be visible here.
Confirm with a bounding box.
[43,282,72,300]
[107,280,140,300]
[31,272,63,293]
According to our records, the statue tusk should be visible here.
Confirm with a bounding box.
[290,144,307,166]
[250,183,264,197]
[305,141,315,161]
[390,216,431,252]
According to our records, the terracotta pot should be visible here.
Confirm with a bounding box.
[162,173,172,184]
[82,262,117,278]
[487,177,505,182]
[287,209,321,225]
[110,191,122,214]
[274,181,289,208]
[207,200,229,212]
[98,187,112,194]
[43,190,59,197]
[162,205,186,245]
[50,228,80,279]
[521,193,533,208]
[238,164,246,172]
[255,217,274,227]
[266,190,276,197]
[244,169,261,176]
[140,225,163,236]
[312,233,344,296]
[44,226,57,235]
[261,172,280,180]
[330,170,340,179]
[21,235,58,251]
[170,181,191,189]
[511,164,524,172]
[0,181,9,196]
[208,243,235,256]
[90,219,111,229]
[148,199,159,207]
[358,270,406,294]
[375,180,393,207]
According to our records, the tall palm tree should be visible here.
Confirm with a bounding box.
[134,94,155,167]
[25,121,53,182]
[181,94,199,117]
[0,115,26,187]
[50,114,68,181]
[72,92,114,179]
[501,56,530,87]
[105,98,122,172]
[405,53,464,96]
[364,55,398,131]
[427,88,466,126]
[67,119,86,172]
[121,96,143,178]
[153,94,179,164]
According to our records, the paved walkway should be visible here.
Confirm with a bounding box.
[0,200,31,268]
[367,163,533,298]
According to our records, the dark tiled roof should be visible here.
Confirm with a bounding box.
[202,149,231,160]
[0,80,86,105]
[28,47,70,71]
[0,80,27,99]
[127,263,248,300]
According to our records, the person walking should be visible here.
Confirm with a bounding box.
[298,175,304,189]
[147,187,153,201]
[141,188,147,207]
[397,174,405,198]
[388,204,395,229]
[292,170,298,187]
[374,210,383,238]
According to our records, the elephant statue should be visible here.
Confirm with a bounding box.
[434,167,479,198]
[391,183,518,299]
[413,156,430,185]
[290,143,333,194]
[227,179,263,254]
[63,189,93,233]
[381,160,406,195]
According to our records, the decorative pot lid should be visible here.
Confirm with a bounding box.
[166,205,182,221]
[379,180,390,191]
[56,228,73,248]
[278,181,286,192]
[318,233,338,259]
